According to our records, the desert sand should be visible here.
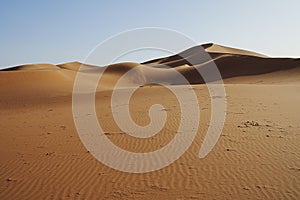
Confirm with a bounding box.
[0,44,299,199]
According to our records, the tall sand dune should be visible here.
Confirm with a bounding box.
[0,44,299,199]
[2,43,299,88]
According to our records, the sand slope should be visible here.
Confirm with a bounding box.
[0,44,299,199]
[2,43,300,88]
[143,43,300,83]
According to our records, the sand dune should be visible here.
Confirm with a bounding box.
[0,44,300,199]
[2,43,299,86]
[143,43,300,84]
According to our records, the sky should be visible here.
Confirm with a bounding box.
[1,0,300,69]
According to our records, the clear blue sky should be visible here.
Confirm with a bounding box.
[1,0,300,69]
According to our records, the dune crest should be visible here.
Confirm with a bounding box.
[204,43,268,57]
[2,43,299,87]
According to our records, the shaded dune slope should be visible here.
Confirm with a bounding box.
[142,43,300,84]
[1,43,299,87]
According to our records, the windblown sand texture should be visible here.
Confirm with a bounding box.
[0,44,299,199]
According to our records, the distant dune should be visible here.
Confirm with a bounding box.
[0,44,300,199]
[143,43,300,84]
[1,43,300,87]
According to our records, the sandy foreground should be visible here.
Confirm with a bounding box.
[0,44,299,199]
